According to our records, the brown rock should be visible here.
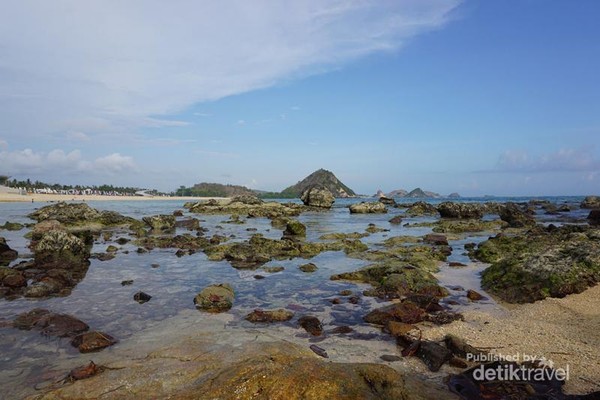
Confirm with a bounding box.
[245,309,294,323]
[14,309,89,337]
[299,263,318,273]
[298,316,323,336]
[385,321,414,337]
[71,331,117,353]
[3,273,27,288]
[466,289,484,301]
[423,233,448,246]
[364,302,425,325]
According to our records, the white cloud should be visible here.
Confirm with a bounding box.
[0,0,461,139]
[66,131,90,142]
[0,148,137,177]
[94,153,136,173]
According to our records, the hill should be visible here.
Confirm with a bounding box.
[280,169,356,198]
[176,183,254,197]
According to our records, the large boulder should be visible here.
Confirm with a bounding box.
[476,225,600,303]
[29,202,101,224]
[498,202,536,228]
[194,283,235,312]
[588,210,600,226]
[300,187,335,208]
[581,195,600,209]
[34,230,89,267]
[437,202,484,219]
[349,202,387,214]
[142,215,176,231]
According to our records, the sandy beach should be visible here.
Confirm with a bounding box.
[422,284,600,394]
[0,191,226,203]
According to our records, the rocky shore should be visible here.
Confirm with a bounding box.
[0,193,599,398]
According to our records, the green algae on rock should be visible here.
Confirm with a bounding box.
[474,225,600,303]
[194,283,235,312]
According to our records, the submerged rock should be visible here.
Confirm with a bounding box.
[194,283,235,312]
[245,309,294,323]
[388,216,403,224]
[349,202,387,214]
[0,221,24,231]
[364,302,426,325]
[71,331,117,353]
[14,309,89,337]
[300,187,335,208]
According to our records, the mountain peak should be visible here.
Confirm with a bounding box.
[281,169,355,198]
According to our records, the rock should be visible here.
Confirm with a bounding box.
[300,187,335,208]
[498,202,536,228]
[106,245,118,253]
[466,289,484,301]
[380,355,402,362]
[417,341,453,372]
[34,230,90,267]
[366,224,388,233]
[245,309,294,323]
[423,233,448,246]
[427,311,464,325]
[588,210,600,225]
[309,344,328,358]
[349,202,387,214]
[230,195,263,205]
[68,361,101,381]
[35,339,454,400]
[14,309,89,337]
[121,280,134,286]
[339,289,353,296]
[437,202,484,219]
[29,202,102,224]
[175,218,200,230]
[406,201,438,216]
[299,263,318,273]
[0,221,24,231]
[173,210,184,217]
[330,326,354,334]
[444,334,485,359]
[477,225,600,303]
[364,302,426,325]
[133,291,152,304]
[0,237,18,266]
[253,275,265,280]
[385,321,414,337]
[581,195,600,209]
[378,196,396,206]
[448,262,467,267]
[262,266,284,273]
[3,272,27,288]
[298,315,323,336]
[142,215,176,231]
[194,283,235,312]
[71,331,117,353]
[284,219,306,237]
[388,216,403,224]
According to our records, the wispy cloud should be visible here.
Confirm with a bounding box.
[486,148,600,173]
[0,1,462,139]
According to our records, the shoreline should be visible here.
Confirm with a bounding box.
[0,192,228,203]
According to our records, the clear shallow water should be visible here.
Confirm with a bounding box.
[0,196,588,397]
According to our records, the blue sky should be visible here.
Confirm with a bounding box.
[1,1,599,196]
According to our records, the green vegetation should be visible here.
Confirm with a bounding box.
[175,183,254,197]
